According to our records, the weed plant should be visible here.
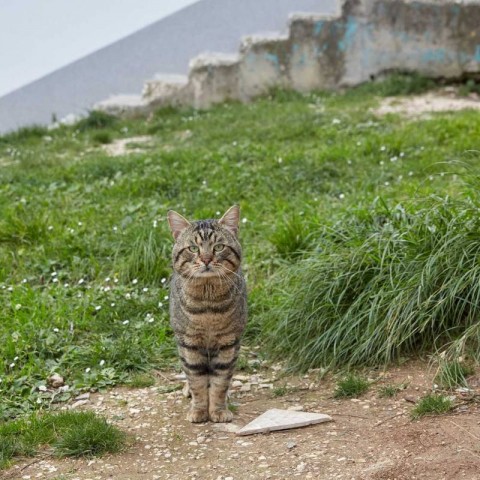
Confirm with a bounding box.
[333,374,369,398]
[0,411,126,468]
[264,191,480,370]
[435,360,474,389]
[411,393,453,419]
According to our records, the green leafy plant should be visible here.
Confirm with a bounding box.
[411,393,453,419]
[334,374,369,398]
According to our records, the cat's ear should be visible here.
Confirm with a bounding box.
[219,205,240,236]
[167,210,191,240]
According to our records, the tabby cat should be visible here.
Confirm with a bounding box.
[167,205,247,423]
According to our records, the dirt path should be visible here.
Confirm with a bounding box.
[5,358,480,480]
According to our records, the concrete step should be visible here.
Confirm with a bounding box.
[239,32,289,53]
[189,53,242,109]
[189,52,241,70]
[142,74,191,107]
[94,94,150,116]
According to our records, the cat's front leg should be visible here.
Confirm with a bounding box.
[208,347,238,422]
[178,345,209,423]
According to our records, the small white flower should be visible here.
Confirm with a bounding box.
[380,145,386,151]
[51,272,57,277]
[277,157,283,164]
[215,211,221,216]
[9,363,15,368]
[36,398,42,404]
[105,277,111,282]
[7,286,13,291]
[78,278,84,285]
[202,180,207,185]
[158,302,163,308]
[152,220,158,228]
[332,118,341,125]
[379,161,384,166]
[48,225,54,231]
[78,221,83,226]
[384,182,390,186]
[52,278,58,283]
[232,141,237,146]
[143,287,149,292]
[95,306,101,311]
[14,356,18,361]
[64,283,69,288]
[390,156,398,162]
[164,295,169,300]
[85,367,91,373]
[103,286,111,292]
[338,193,345,200]
[347,160,352,165]
[99,360,105,367]
[408,171,414,177]
[15,304,22,310]
[38,385,47,392]
[122,320,129,325]
[114,278,119,283]
[161,278,166,284]
[242,218,247,224]
[125,293,131,300]
[132,279,138,285]
[111,302,116,307]
[53,328,59,333]
[22,278,27,284]
[400,152,405,157]
[356,141,361,146]
[113,226,118,232]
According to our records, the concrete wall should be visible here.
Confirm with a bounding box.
[96,0,480,115]
[0,0,337,134]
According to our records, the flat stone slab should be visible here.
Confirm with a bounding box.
[236,408,332,436]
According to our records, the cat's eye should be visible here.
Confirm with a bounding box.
[189,245,199,253]
[213,244,224,252]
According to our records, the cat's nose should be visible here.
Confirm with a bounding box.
[202,257,212,266]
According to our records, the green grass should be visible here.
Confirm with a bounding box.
[0,74,480,427]
[411,393,453,419]
[127,373,156,388]
[435,360,474,389]
[378,383,406,398]
[0,411,126,469]
[333,374,370,398]
[263,191,480,370]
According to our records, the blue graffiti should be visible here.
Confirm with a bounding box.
[264,52,279,67]
[421,48,449,63]
[475,45,480,62]
[314,20,324,36]
[338,16,358,52]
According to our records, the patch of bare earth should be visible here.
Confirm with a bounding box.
[373,89,480,118]
[101,136,153,157]
[5,357,480,480]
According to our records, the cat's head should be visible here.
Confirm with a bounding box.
[167,205,242,278]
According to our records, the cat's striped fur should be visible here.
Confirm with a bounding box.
[167,205,247,423]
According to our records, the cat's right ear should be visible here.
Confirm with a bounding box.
[167,210,191,240]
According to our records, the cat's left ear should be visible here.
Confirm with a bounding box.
[219,205,240,236]
[167,210,191,240]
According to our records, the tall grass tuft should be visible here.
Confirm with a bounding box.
[0,411,126,468]
[263,192,480,370]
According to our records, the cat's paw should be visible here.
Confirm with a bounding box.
[187,408,209,423]
[209,408,233,423]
